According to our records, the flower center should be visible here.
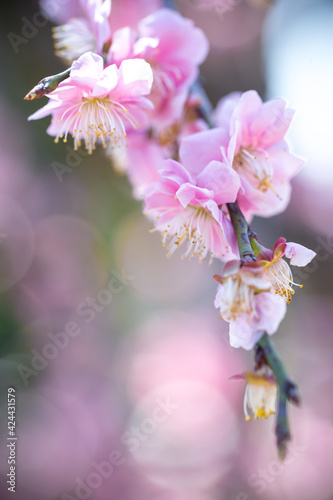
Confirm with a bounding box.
[264,258,302,303]
[233,147,281,198]
[55,97,137,153]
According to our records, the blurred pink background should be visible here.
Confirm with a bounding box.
[0,0,332,499]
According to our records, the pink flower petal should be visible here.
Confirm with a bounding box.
[229,293,286,350]
[118,58,153,96]
[221,260,240,278]
[196,160,240,204]
[285,242,316,266]
[231,90,263,147]
[176,184,213,208]
[70,51,104,89]
[229,321,264,350]
[28,100,63,121]
[250,98,294,148]
[237,177,292,220]
[270,144,305,181]
[273,237,287,257]
[92,64,119,97]
[46,85,84,103]
[179,128,228,177]
[257,293,287,336]
[160,159,193,185]
[138,9,209,65]
[214,92,242,129]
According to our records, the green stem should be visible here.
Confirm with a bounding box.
[257,333,301,459]
[227,201,301,458]
[227,202,256,264]
[24,68,71,100]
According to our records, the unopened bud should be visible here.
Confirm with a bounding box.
[24,68,71,100]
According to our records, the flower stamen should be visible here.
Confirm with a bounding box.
[234,147,282,199]
[54,97,139,153]
[263,258,303,303]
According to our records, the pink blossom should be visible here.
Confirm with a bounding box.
[52,0,112,61]
[108,9,209,129]
[143,156,240,263]
[28,52,153,154]
[214,90,304,219]
[214,260,287,349]
[255,236,316,302]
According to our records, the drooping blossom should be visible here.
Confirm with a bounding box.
[108,8,209,129]
[28,52,153,154]
[215,90,304,219]
[143,156,241,263]
[231,368,277,420]
[52,0,112,61]
[253,236,316,303]
[214,260,287,349]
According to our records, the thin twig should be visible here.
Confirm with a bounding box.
[227,202,256,264]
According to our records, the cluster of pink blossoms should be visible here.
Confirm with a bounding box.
[29,0,316,365]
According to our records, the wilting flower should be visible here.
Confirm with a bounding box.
[231,369,277,420]
[143,157,240,263]
[108,8,209,128]
[255,237,316,303]
[204,90,304,219]
[52,0,112,61]
[214,260,287,349]
[28,52,153,154]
